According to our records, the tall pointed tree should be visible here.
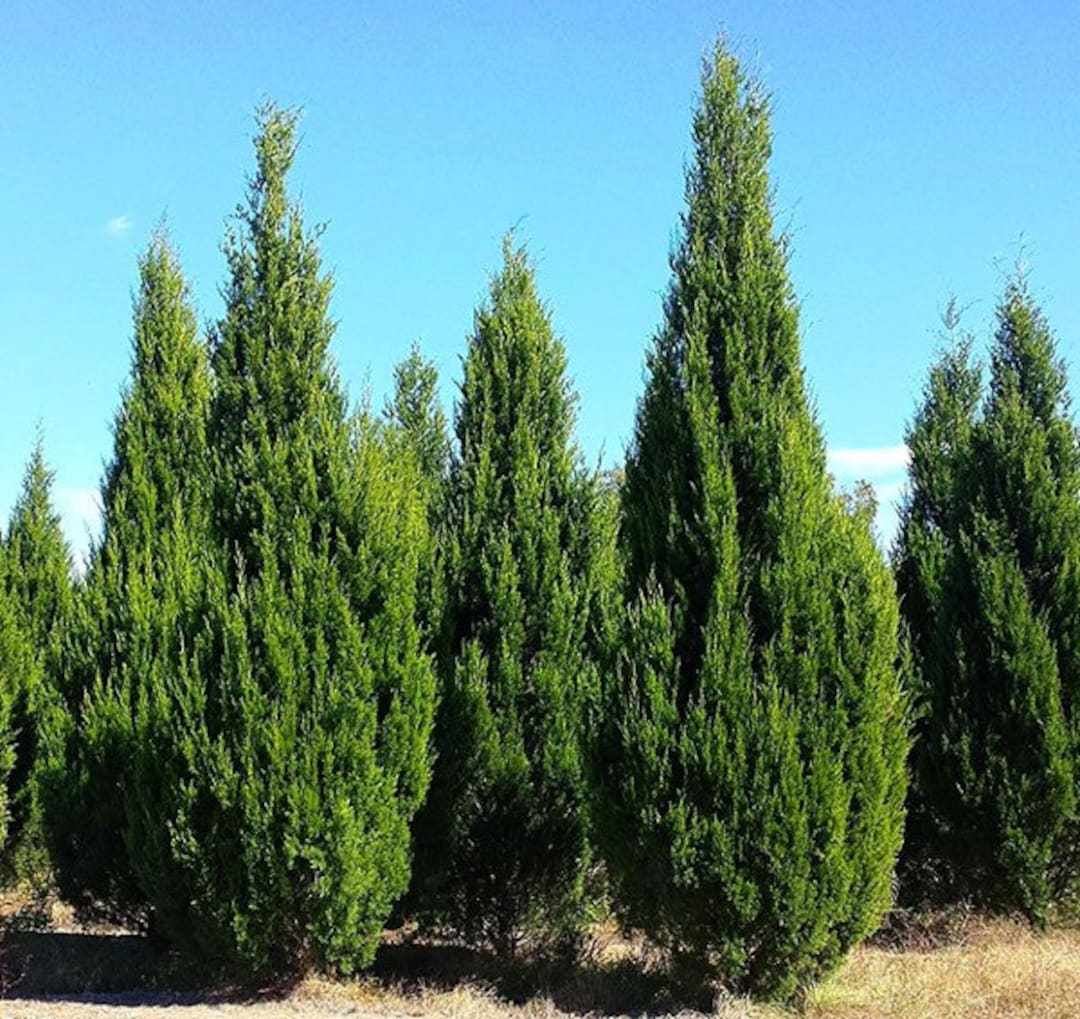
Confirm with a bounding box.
[413,236,615,955]
[896,276,1079,919]
[598,40,908,998]
[38,230,211,917]
[2,434,73,872]
[111,105,435,975]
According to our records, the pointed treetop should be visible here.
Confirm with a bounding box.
[101,228,209,560]
[456,233,577,498]
[988,270,1070,425]
[246,102,302,237]
[4,429,73,644]
[387,341,449,485]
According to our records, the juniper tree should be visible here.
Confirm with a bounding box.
[386,341,451,494]
[2,435,72,873]
[37,230,211,917]
[4,435,73,651]
[413,236,616,956]
[896,277,1079,920]
[0,549,24,856]
[598,40,908,998]
[113,105,435,974]
[385,343,450,644]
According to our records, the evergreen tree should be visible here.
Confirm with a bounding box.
[385,342,450,662]
[0,548,25,856]
[386,341,451,494]
[112,105,435,974]
[413,236,615,956]
[4,434,73,650]
[598,40,908,998]
[896,277,1079,920]
[2,434,72,872]
[38,230,211,917]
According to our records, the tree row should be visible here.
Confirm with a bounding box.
[0,39,1077,1002]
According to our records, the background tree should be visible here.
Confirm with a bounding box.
[386,341,451,494]
[38,230,211,917]
[3,436,73,648]
[413,236,616,956]
[2,434,72,875]
[598,40,908,999]
[385,342,451,643]
[107,105,435,975]
[896,276,1079,920]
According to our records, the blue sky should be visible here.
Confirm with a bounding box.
[4,1,1079,564]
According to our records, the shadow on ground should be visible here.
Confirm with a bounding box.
[371,938,713,1016]
[0,900,713,1015]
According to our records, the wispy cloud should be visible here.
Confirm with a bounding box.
[104,215,132,237]
[827,445,910,549]
[872,478,907,505]
[55,486,103,573]
[827,444,910,478]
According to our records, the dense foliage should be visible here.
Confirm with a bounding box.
[40,107,436,975]
[0,553,27,855]
[597,41,909,999]
[38,230,211,918]
[896,279,1080,921]
[2,437,73,873]
[411,237,617,955]
[117,106,437,974]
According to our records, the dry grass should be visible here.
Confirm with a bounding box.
[2,889,1079,1017]
[802,917,1080,1019]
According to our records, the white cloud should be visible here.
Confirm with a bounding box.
[55,486,103,573]
[105,215,132,236]
[872,478,907,505]
[826,446,911,550]
[827,444,910,478]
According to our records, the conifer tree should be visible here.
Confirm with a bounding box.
[4,435,73,650]
[598,41,908,998]
[386,342,451,494]
[37,230,210,916]
[0,549,24,856]
[114,105,435,974]
[385,342,450,653]
[896,277,1079,920]
[2,434,72,872]
[414,236,615,955]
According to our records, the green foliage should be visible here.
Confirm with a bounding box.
[0,551,27,855]
[2,434,72,876]
[38,229,210,918]
[385,342,450,643]
[896,277,1079,921]
[386,341,451,495]
[413,236,617,956]
[4,435,73,649]
[598,40,908,999]
[99,105,437,975]
[209,105,350,575]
